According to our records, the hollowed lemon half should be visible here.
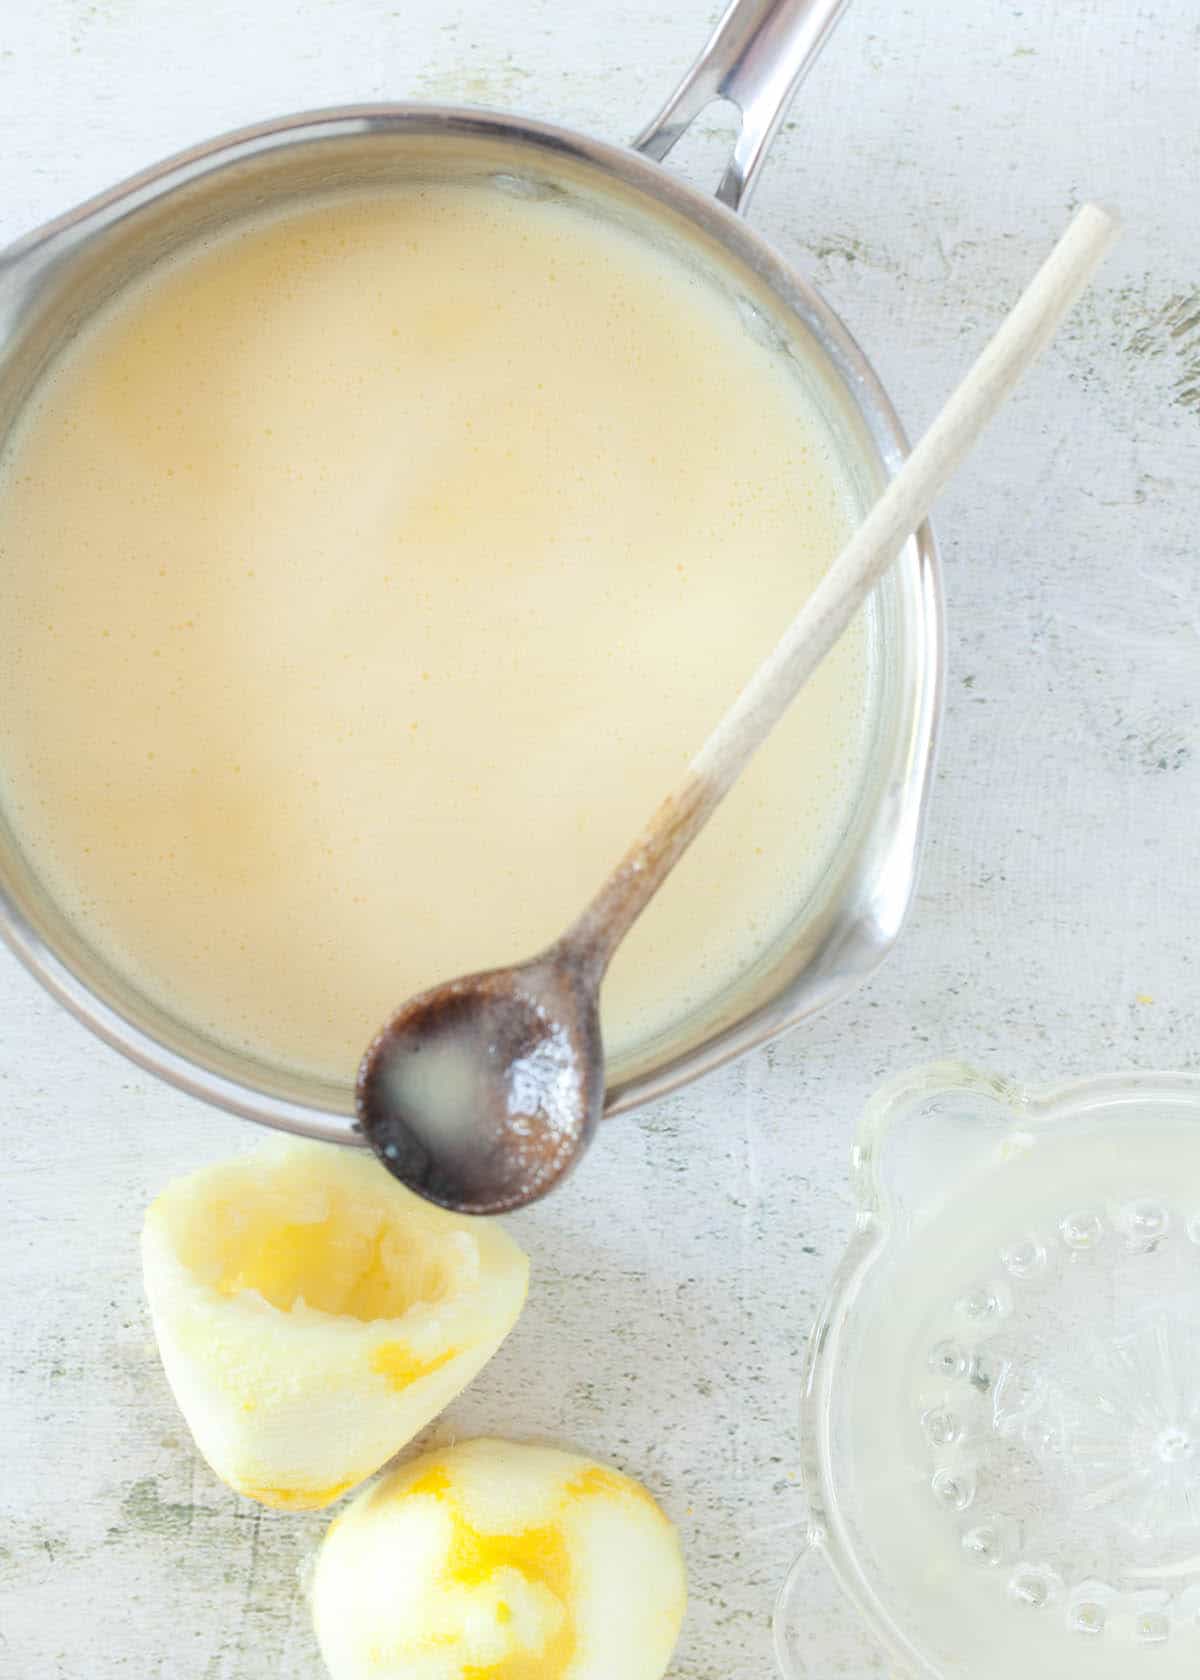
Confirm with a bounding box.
[311,1438,687,1679]
[142,1140,529,1509]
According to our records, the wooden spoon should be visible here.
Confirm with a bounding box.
[356,203,1119,1214]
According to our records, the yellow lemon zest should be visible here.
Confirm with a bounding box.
[567,1464,655,1509]
[370,1341,459,1391]
[238,1476,358,1511]
[404,1460,575,1678]
[405,1461,453,1500]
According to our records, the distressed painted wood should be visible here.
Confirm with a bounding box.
[1,2,1198,1674]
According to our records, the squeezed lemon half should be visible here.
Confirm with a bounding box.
[141,1140,529,1509]
[311,1438,687,1679]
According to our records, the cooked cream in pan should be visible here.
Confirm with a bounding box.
[0,184,868,1081]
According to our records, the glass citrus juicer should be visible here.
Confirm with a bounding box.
[781,1063,1200,1679]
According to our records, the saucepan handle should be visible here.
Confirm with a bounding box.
[634,0,851,214]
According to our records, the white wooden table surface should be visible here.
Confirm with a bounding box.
[2,2,1198,1676]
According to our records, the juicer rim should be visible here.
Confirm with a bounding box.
[787,1062,1200,1678]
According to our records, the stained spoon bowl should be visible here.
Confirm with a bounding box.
[357,955,604,1213]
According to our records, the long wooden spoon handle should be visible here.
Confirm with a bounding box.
[567,202,1120,974]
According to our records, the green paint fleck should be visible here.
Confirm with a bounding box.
[115,1478,204,1539]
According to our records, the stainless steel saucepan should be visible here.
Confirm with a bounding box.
[0,0,942,1146]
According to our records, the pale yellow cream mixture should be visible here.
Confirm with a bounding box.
[0,185,868,1081]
